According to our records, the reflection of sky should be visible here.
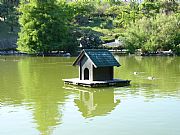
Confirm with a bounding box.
[54,94,180,135]
[1,95,180,135]
[0,106,38,135]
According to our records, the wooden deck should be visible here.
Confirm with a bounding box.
[62,78,131,88]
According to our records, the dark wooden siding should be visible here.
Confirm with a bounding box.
[93,66,113,81]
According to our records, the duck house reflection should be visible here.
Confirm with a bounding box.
[74,89,120,118]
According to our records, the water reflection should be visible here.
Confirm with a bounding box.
[0,56,24,105]
[0,56,78,135]
[115,56,180,95]
[73,88,120,118]
[16,57,73,135]
[0,56,180,135]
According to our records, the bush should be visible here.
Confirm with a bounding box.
[100,18,113,29]
[119,14,180,54]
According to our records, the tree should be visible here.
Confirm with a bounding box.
[0,3,8,21]
[68,1,95,25]
[119,14,180,54]
[160,0,179,15]
[140,1,160,18]
[6,5,18,32]
[18,0,77,54]
[0,0,19,32]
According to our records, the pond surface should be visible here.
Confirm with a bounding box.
[0,56,180,135]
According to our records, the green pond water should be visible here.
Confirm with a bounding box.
[0,56,180,135]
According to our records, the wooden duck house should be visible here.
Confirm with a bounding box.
[63,49,130,87]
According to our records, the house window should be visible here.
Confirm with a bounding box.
[84,68,89,80]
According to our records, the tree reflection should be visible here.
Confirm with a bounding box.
[17,57,74,135]
[0,56,23,105]
[115,56,180,99]
[1,56,180,135]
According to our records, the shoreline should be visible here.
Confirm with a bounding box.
[0,50,72,57]
[0,50,179,57]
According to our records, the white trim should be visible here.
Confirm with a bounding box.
[84,52,97,68]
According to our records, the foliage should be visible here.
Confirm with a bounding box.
[1,0,180,54]
[0,3,7,20]
[140,1,161,17]
[73,27,103,49]
[68,1,95,25]
[0,1,18,32]
[17,0,77,54]
[119,14,180,54]
[160,0,179,15]
[100,18,113,29]
[5,6,18,32]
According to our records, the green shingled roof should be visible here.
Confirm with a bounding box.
[73,49,120,67]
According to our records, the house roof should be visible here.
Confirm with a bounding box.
[73,49,120,68]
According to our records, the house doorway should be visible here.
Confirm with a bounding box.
[84,68,89,80]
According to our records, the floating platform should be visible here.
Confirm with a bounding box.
[62,78,131,88]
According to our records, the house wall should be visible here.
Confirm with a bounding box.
[93,67,113,81]
[79,55,114,81]
[80,55,93,81]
